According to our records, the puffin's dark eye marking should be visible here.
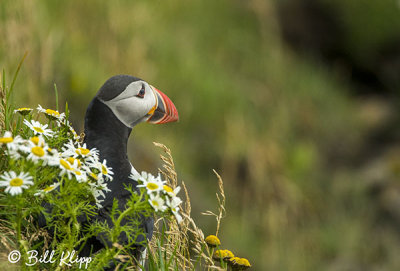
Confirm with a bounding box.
[136,85,145,98]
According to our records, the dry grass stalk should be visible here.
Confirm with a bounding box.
[150,142,193,270]
[181,181,191,231]
[0,218,15,261]
[0,213,53,265]
[152,142,229,270]
[201,170,226,237]
[24,215,51,253]
[153,142,178,188]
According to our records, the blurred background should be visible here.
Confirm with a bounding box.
[1,0,400,269]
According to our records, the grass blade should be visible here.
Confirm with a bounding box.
[7,51,28,101]
[54,83,59,111]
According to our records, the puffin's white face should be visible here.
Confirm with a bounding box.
[100,80,156,127]
[99,79,178,128]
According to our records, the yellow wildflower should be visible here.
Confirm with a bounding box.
[228,257,251,270]
[205,235,221,247]
[213,249,234,261]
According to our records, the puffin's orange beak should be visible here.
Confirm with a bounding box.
[147,86,179,124]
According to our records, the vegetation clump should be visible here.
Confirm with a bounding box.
[0,67,251,270]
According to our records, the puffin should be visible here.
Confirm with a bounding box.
[75,75,178,263]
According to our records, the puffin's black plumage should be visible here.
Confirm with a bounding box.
[81,91,153,258]
[38,74,179,266]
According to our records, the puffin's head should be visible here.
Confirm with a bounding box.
[96,75,179,128]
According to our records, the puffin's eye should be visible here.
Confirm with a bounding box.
[136,85,145,98]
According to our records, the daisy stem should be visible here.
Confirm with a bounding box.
[113,191,145,242]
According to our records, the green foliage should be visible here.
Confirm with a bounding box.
[0,69,186,270]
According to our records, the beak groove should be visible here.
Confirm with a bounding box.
[147,87,179,124]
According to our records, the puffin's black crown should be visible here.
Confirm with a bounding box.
[97,75,142,101]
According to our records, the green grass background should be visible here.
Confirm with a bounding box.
[1,0,400,270]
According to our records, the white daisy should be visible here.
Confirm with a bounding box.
[136,172,165,195]
[87,176,111,208]
[62,140,98,162]
[91,187,106,208]
[173,212,183,224]
[167,196,182,208]
[100,160,113,180]
[26,145,47,162]
[46,146,59,158]
[67,123,80,141]
[20,138,57,166]
[166,197,183,224]
[57,156,86,182]
[0,131,25,158]
[129,170,149,183]
[88,171,102,182]
[14,107,33,116]
[148,193,167,212]
[65,157,82,168]
[37,105,65,121]
[6,147,23,160]
[0,131,14,145]
[71,169,87,183]
[34,182,60,196]
[90,176,110,192]
[0,171,34,196]
[60,140,77,155]
[70,127,80,141]
[86,159,114,181]
[26,136,60,165]
[163,185,181,198]
[24,119,54,137]
[28,136,46,147]
[58,158,77,179]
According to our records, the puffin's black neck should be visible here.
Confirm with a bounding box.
[84,98,132,172]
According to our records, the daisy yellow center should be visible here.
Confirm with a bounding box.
[43,186,55,192]
[163,185,173,193]
[30,136,39,145]
[90,172,98,180]
[60,159,72,170]
[45,109,60,116]
[74,170,81,176]
[147,183,159,190]
[76,148,90,156]
[67,157,81,167]
[0,137,13,143]
[10,178,23,187]
[151,200,160,207]
[101,165,108,175]
[18,107,31,111]
[33,126,44,133]
[32,146,45,157]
